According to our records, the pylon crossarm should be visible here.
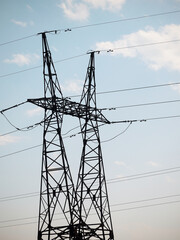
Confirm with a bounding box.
[27,97,110,124]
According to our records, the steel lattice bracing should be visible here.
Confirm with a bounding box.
[75,52,114,240]
[32,33,79,240]
[28,33,114,240]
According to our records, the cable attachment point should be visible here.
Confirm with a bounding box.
[107,49,113,53]
[64,28,72,32]
[87,50,101,54]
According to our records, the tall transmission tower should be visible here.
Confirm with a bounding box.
[28,33,114,240]
[74,52,114,239]
[28,33,79,239]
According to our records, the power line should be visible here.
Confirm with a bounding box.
[42,10,180,34]
[99,39,180,53]
[101,114,180,142]
[111,114,180,125]
[0,123,79,137]
[107,166,180,181]
[0,54,86,79]
[0,192,38,202]
[0,34,37,47]
[107,167,180,184]
[111,200,180,213]
[101,122,132,143]
[0,113,44,134]
[63,10,180,31]
[102,99,180,111]
[1,113,180,159]
[0,101,27,113]
[111,194,180,207]
[68,82,180,98]
[0,199,180,228]
[1,39,180,79]
[1,166,180,202]
[1,10,180,47]
[0,129,83,159]
[1,99,180,137]
[1,84,180,113]
[1,194,180,223]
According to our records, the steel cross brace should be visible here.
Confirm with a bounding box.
[27,97,110,124]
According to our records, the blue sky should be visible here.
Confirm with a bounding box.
[0,0,180,239]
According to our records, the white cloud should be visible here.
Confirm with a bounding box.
[11,19,27,27]
[26,107,43,117]
[166,176,176,183]
[58,0,126,20]
[27,4,33,11]
[11,19,34,27]
[83,0,126,11]
[62,80,83,93]
[114,160,126,166]
[96,24,180,72]
[58,0,89,21]
[0,136,20,146]
[147,161,159,167]
[51,46,58,52]
[29,21,34,26]
[171,83,180,94]
[116,174,125,178]
[4,53,40,66]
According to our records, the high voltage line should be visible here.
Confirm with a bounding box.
[0,199,180,228]
[0,54,87,78]
[1,98,180,137]
[68,82,180,98]
[1,194,180,222]
[1,38,180,79]
[1,166,180,202]
[101,99,180,111]
[1,82,180,112]
[1,9,180,47]
[1,113,180,159]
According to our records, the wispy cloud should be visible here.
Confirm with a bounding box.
[51,46,58,52]
[4,53,40,66]
[171,83,180,94]
[96,24,180,72]
[58,0,126,20]
[58,0,89,21]
[11,19,34,27]
[26,108,43,117]
[0,136,20,146]
[165,176,176,183]
[62,80,83,93]
[114,161,127,167]
[27,4,33,11]
[11,19,27,27]
[83,0,126,11]
[147,161,159,167]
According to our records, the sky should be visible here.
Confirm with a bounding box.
[0,0,180,239]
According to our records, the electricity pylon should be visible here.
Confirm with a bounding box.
[28,33,79,239]
[28,33,114,240]
[74,52,114,239]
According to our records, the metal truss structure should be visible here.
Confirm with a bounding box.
[28,33,114,240]
[74,52,114,239]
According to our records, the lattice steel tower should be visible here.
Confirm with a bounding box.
[74,52,114,239]
[28,33,114,240]
[28,33,79,239]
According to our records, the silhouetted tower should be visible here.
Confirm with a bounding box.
[28,33,78,240]
[75,52,114,239]
[28,33,114,240]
